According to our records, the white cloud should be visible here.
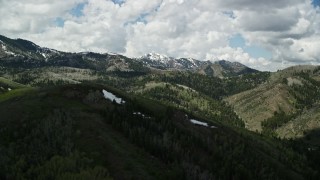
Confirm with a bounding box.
[205,47,277,71]
[235,8,299,32]
[0,0,319,71]
[237,1,320,66]
[214,0,302,11]
[0,0,85,33]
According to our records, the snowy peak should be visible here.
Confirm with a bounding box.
[138,53,201,70]
[141,53,172,63]
[137,52,258,77]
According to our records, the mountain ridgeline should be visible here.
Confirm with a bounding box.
[0,35,319,179]
[0,35,257,77]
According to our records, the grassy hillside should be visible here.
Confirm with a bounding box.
[97,71,270,99]
[0,77,26,88]
[0,67,100,87]
[0,76,29,95]
[276,104,320,138]
[0,83,317,179]
[225,65,320,134]
[136,82,244,127]
[225,82,296,131]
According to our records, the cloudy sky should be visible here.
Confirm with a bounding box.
[0,0,319,71]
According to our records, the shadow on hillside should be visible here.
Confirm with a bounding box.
[288,128,320,173]
[294,128,320,146]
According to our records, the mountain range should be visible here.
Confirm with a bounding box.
[0,35,257,78]
[0,34,320,179]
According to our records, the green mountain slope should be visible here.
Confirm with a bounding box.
[276,104,320,138]
[135,81,244,127]
[0,76,31,98]
[0,77,26,88]
[225,82,297,131]
[225,65,320,134]
[0,84,170,179]
[0,83,317,179]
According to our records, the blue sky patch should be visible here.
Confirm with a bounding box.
[124,12,150,26]
[112,0,126,5]
[244,45,272,59]
[54,17,65,27]
[229,34,245,48]
[222,11,236,19]
[135,13,149,24]
[229,34,272,59]
[124,1,162,26]
[312,0,320,7]
[70,3,87,17]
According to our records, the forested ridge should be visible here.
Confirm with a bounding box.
[0,83,318,179]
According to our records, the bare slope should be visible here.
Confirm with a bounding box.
[225,65,319,132]
[276,104,320,138]
[225,82,296,131]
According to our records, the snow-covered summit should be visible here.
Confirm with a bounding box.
[138,52,202,70]
[141,53,173,63]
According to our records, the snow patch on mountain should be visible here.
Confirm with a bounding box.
[42,47,60,54]
[37,47,61,61]
[41,53,47,59]
[80,52,90,55]
[138,52,202,70]
[1,44,16,56]
[142,53,172,63]
[102,89,125,104]
[107,52,119,56]
[190,119,217,128]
